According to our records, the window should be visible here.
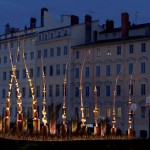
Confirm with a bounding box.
[97,86,100,97]
[3,56,7,64]
[4,43,7,49]
[117,107,121,117]
[106,85,110,96]
[129,44,134,54]
[24,53,27,60]
[106,107,111,117]
[9,71,12,80]
[49,85,53,97]
[56,84,60,97]
[85,86,89,97]
[43,66,47,76]
[2,89,6,98]
[128,63,133,75]
[129,84,133,95]
[56,64,60,75]
[37,67,40,77]
[50,33,54,38]
[75,68,79,78]
[30,52,34,59]
[96,66,100,77]
[3,72,7,80]
[85,107,90,117]
[57,47,61,56]
[36,86,40,97]
[141,43,146,52]
[63,64,66,75]
[141,106,146,118]
[49,65,53,76]
[116,85,121,96]
[117,46,121,55]
[23,69,26,79]
[75,87,79,97]
[75,107,79,120]
[85,66,89,77]
[76,51,79,59]
[16,70,19,79]
[29,88,32,98]
[17,54,20,62]
[10,42,13,48]
[97,48,101,56]
[141,84,146,95]
[50,48,54,57]
[30,69,33,78]
[44,49,47,58]
[64,46,68,55]
[106,65,110,76]
[141,62,146,74]
[37,50,41,59]
[116,64,121,75]
[22,88,26,98]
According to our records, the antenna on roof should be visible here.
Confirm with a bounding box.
[87,9,96,16]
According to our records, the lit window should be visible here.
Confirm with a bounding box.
[106,107,111,118]
[117,107,121,117]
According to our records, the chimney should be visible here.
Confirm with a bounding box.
[106,19,114,31]
[30,17,36,29]
[85,15,92,43]
[71,15,79,25]
[41,7,48,27]
[121,12,130,39]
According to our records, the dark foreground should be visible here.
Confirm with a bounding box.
[0,138,149,150]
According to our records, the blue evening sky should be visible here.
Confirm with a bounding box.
[0,0,149,34]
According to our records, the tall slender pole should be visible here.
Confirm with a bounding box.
[80,52,87,127]
[111,66,124,135]
[22,38,40,134]
[128,61,137,138]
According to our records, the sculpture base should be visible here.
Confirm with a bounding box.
[128,128,135,138]
[110,127,117,136]
[42,125,48,137]
[94,126,100,135]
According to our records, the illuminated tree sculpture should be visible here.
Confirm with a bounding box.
[60,60,69,137]
[22,39,40,134]
[111,66,124,135]
[79,50,89,133]
[91,47,100,135]
[128,62,137,138]
[41,56,48,136]
[4,43,23,133]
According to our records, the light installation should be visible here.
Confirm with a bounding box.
[41,56,48,134]
[4,41,23,133]
[22,38,40,134]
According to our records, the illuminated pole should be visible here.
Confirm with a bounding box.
[128,74,133,137]
[22,39,40,134]
[92,46,99,135]
[41,56,48,135]
[80,51,88,128]
[128,62,137,138]
[111,66,124,135]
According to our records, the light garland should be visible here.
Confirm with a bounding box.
[41,56,47,126]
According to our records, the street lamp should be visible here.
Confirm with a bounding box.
[131,103,137,137]
[146,96,150,139]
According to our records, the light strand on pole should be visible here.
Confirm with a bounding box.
[22,39,38,121]
[112,66,124,130]
[80,50,88,127]
[91,46,98,128]
[128,61,137,131]
[41,56,47,126]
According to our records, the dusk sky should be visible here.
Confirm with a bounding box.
[0,0,150,34]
